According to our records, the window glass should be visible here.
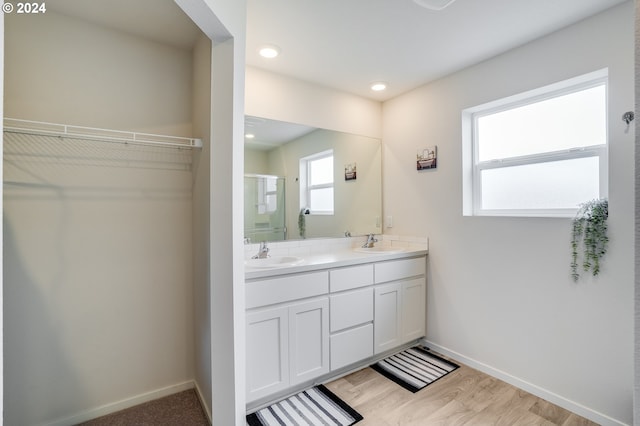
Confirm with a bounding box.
[480,157,600,211]
[477,85,606,161]
[462,70,608,217]
[299,150,334,215]
[309,187,334,212]
[309,155,333,185]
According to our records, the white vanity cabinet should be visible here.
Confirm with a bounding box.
[246,271,330,403]
[402,277,427,341]
[246,305,290,401]
[373,283,402,354]
[329,264,375,371]
[245,252,427,406]
[373,257,426,354]
[288,298,330,386]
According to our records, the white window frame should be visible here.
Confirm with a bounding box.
[462,69,608,218]
[299,149,334,215]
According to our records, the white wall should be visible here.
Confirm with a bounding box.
[174,0,248,424]
[3,11,196,425]
[246,67,382,139]
[209,35,248,426]
[4,12,193,136]
[383,2,634,424]
[245,149,270,175]
[0,10,5,424]
[265,129,382,239]
[635,2,640,422]
[191,32,213,419]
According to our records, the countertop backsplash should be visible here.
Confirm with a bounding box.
[244,234,428,260]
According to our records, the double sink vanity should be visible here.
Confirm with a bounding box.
[244,236,428,409]
[244,117,427,409]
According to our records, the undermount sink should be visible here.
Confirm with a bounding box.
[245,256,303,269]
[353,246,405,254]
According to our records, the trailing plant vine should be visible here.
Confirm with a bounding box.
[298,207,309,239]
[570,198,608,282]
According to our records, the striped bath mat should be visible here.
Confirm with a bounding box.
[371,346,459,393]
[246,384,363,426]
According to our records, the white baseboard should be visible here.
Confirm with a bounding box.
[43,380,196,426]
[193,379,212,423]
[422,339,628,426]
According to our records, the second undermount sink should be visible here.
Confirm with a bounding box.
[353,246,405,254]
[245,256,303,269]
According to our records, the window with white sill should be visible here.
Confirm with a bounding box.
[300,149,334,215]
[462,69,608,218]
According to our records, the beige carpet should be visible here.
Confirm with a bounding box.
[78,389,209,425]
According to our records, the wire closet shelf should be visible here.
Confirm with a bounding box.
[3,118,203,149]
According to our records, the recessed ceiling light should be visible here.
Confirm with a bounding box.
[259,45,280,59]
[245,133,255,139]
[413,0,457,11]
[370,82,387,92]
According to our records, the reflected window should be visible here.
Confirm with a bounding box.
[300,149,334,214]
[257,177,278,214]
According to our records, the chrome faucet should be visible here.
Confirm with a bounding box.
[252,241,270,259]
[362,234,378,248]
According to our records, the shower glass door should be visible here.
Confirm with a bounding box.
[244,175,286,242]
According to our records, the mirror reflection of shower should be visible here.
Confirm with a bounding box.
[244,174,286,242]
[244,116,382,241]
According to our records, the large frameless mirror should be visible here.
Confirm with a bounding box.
[244,116,382,242]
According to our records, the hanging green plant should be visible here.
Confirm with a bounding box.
[570,198,608,281]
[298,207,309,239]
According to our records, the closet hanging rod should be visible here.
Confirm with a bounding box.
[3,118,203,149]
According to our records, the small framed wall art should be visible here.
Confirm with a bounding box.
[417,146,437,170]
[345,162,357,180]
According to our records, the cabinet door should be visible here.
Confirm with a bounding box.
[402,278,426,343]
[331,323,373,371]
[374,283,402,354]
[289,298,330,386]
[246,306,289,402]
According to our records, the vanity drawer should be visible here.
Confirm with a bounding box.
[375,257,426,284]
[330,323,373,371]
[246,271,329,309]
[330,287,373,332]
[329,264,374,292]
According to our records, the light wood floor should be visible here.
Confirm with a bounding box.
[324,356,599,426]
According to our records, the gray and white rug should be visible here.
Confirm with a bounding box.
[246,384,362,426]
[371,346,459,393]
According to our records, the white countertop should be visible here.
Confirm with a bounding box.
[245,246,428,280]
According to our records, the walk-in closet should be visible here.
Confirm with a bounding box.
[3,3,213,424]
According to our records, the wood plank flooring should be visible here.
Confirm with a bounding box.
[324,356,599,426]
[77,355,598,425]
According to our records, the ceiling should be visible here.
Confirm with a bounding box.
[47,0,627,102]
[245,116,316,151]
[246,0,628,101]
[46,0,201,50]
